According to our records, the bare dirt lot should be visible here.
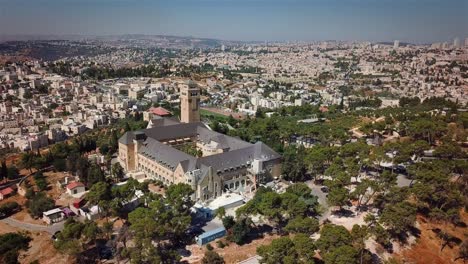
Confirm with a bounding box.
[0,218,20,233]
[3,152,21,167]
[0,193,46,226]
[185,234,279,264]
[0,220,73,264]
[1,170,69,226]
[10,209,45,226]
[43,171,69,201]
[18,231,74,264]
[396,212,467,264]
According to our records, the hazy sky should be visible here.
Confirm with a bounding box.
[0,0,466,43]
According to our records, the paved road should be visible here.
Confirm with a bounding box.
[1,217,64,235]
[306,181,331,224]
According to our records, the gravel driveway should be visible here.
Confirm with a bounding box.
[1,217,64,235]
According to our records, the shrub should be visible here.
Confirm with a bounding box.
[206,243,213,251]
[26,192,55,218]
[201,251,224,264]
[0,202,20,216]
[222,215,235,230]
[0,232,31,264]
[216,240,225,248]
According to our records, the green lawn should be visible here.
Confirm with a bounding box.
[200,109,229,119]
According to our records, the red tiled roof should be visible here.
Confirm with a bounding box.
[73,198,84,203]
[66,182,85,190]
[149,107,171,116]
[72,198,85,208]
[0,187,14,196]
[319,106,329,112]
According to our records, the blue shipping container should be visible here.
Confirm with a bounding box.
[196,227,227,245]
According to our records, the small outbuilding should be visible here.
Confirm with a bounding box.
[195,227,226,246]
[61,207,75,218]
[0,187,15,200]
[79,205,100,221]
[43,208,65,225]
[66,182,86,196]
[69,198,86,215]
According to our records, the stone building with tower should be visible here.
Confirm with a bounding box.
[180,81,201,123]
[118,81,281,202]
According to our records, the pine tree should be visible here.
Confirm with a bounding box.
[0,160,7,181]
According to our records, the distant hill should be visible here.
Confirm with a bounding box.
[0,34,85,43]
[0,34,246,49]
[0,40,113,61]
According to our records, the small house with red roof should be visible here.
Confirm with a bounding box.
[319,106,329,113]
[69,198,86,215]
[66,182,85,196]
[0,187,15,200]
[144,107,171,121]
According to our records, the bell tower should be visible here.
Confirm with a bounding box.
[180,81,200,123]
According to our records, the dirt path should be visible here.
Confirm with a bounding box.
[0,217,64,234]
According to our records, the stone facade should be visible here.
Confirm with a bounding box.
[180,81,200,123]
[118,81,281,202]
[118,123,282,202]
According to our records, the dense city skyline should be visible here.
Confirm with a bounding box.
[0,0,467,43]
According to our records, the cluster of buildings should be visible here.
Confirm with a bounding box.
[0,37,465,257]
[190,40,467,109]
[0,38,466,153]
[118,82,282,202]
[0,61,188,151]
[430,37,468,50]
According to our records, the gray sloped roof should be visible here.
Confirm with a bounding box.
[149,116,179,127]
[143,122,201,141]
[198,147,253,172]
[139,137,196,171]
[253,141,282,160]
[120,121,249,151]
[119,118,281,176]
[197,126,251,151]
[118,132,135,144]
[179,158,202,172]
[197,142,280,173]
